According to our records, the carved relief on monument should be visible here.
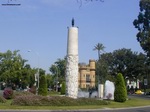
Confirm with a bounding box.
[66,55,78,98]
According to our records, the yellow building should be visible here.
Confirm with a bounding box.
[78,60,96,89]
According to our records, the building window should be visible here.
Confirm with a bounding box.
[86,74,90,82]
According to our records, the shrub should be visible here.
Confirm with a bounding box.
[114,73,127,102]
[0,96,6,103]
[14,91,34,98]
[3,88,14,99]
[61,81,66,95]
[38,75,48,96]
[12,95,110,106]
[12,95,43,106]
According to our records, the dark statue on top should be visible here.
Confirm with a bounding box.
[72,18,75,27]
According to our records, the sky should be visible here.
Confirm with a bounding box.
[0,0,143,73]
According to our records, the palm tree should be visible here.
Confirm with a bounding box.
[93,43,105,84]
[93,43,105,60]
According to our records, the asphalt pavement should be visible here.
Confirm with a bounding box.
[0,106,150,112]
[128,94,150,100]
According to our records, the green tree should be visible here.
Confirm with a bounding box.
[55,58,66,80]
[0,50,36,89]
[23,64,36,88]
[96,59,108,84]
[0,50,26,87]
[93,43,105,60]
[93,43,105,84]
[126,52,147,80]
[0,50,48,90]
[114,73,127,102]
[101,48,147,79]
[49,58,66,83]
[38,75,48,96]
[98,52,115,82]
[39,68,46,77]
[133,0,150,59]
[46,73,53,88]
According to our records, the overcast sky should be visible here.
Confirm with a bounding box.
[0,0,143,73]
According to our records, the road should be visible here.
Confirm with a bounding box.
[128,94,150,100]
[0,106,150,112]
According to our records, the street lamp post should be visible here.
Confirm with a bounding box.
[28,50,39,92]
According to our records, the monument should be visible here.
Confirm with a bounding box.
[66,18,79,99]
[104,80,115,100]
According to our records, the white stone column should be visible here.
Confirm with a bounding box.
[66,27,79,99]
[98,84,104,99]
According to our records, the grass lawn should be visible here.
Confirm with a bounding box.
[0,97,150,110]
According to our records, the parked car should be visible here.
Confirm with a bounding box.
[135,90,144,94]
[145,92,150,95]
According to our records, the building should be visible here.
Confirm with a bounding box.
[78,59,96,89]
